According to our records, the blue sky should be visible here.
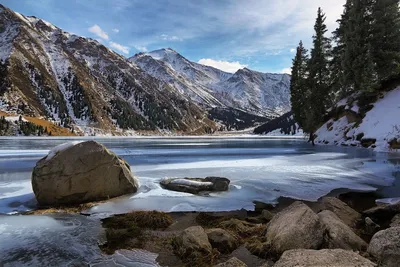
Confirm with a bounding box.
[1,0,345,73]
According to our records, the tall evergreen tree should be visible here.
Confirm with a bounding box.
[330,0,352,98]
[342,0,376,92]
[307,7,332,131]
[370,0,400,83]
[290,41,309,128]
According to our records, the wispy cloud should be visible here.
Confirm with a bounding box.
[290,48,296,53]
[88,24,108,40]
[198,58,247,73]
[160,34,182,41]
[133,45,148,52]
[109,41,129,54]
[112,28,120,33]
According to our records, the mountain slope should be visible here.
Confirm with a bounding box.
[0,5,216,135]
[130,49,291,118]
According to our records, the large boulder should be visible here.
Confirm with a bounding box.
[274,249,376,267]
[321,197,361,228]
[318,210,367,251]
[206,228,239,253]
[368,227,400,267]
[265,201,325,254]
[32,141,138,206]
[161,177,230,194]
[174,226,212,258]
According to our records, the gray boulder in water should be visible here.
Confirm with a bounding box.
[31,141,139,206]
[160,177,230,194]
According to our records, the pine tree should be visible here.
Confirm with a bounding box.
[307,7,332,130]
[290,41,309,129]
[330,0,352,98]
[370,0,400,83]
[342,0,376,92]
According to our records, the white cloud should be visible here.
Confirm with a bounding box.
[112,28,120,33]
[198,59,248,73]
[290,48,296,53]
[134,45,148,52]
[280,67,292,74]
[160,34,182,41]
[88,24,109,40]
[109,41,129,54]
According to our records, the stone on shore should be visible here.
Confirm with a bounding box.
[161,177,230,194]
[214,257,247,267]
[368,227,400,267]
[390,214,400,227]
[173,226,212,258]
[321,197,361,228]
[265,201,325,254]
[363,203,400,223]
[365,217,380,235]
[31,141,138,206]
[318,210,367,251]
[273,249,376,267]
[206,228,239,253]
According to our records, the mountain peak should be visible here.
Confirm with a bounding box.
[147,48,179,60]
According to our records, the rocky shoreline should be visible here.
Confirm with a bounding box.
[89,191,398,267]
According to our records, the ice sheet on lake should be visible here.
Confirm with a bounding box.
[0,214,161,267]
[0,214,106,266]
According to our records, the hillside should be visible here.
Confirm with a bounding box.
[253,111,302,136]
[0,5,217,136]
[315,86,400,152]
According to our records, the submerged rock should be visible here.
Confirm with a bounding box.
[32,141,138,206]
[265,201,325,254]
[368,227,400,267]
[160,177,230,194]
[274,249,376,267]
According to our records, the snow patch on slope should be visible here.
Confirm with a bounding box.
[316,86,400,152]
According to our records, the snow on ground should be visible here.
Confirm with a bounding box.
[168,178,213,186]
[316,86,400,152]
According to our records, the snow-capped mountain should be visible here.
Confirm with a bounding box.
[0,5,216,135]
[130,48,291,117]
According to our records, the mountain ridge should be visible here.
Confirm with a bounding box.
[0,4,291,135]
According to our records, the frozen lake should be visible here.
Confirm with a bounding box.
[0,137,399,214]
[0,137,399,266]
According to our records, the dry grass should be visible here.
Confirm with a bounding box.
[101,211,173,254]
[24,116,77,136]
[0,111,10,116]
[102,210,173,230]
[24,202,97,215]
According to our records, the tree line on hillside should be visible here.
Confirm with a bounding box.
[290,0,400,135]
[0,116,51,136]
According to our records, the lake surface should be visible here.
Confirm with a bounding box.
[0,137,399,215]
[1,137,400,266]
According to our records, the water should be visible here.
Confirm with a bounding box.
[0,137,399,266]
